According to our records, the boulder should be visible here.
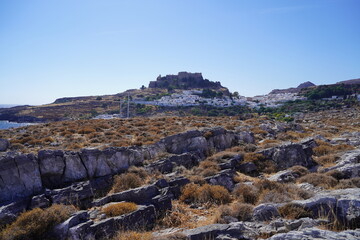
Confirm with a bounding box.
[292,188,360,228]
[0,153,42,204]
[322,149,360,179]
[258,139,317,170]
[0,138,10,151]
[92,184,159,207]
[63,152,88,184]
[68,205,156,240]
[47,181,94,208]
[268,170,302,183]
[48,211,90,240]
[253,204,281,221]
[0,199,29,227]
[30,194,51,209]
[237,162,258,176]
[205,169,236,191]
[168,177,190,199]
[237,131,255,144]
[218,155,243,170]
[38,150,65,188]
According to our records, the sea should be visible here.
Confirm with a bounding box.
[0,121,32,130]
[0,104,33,129]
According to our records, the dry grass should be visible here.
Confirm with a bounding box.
[0,116,245,153]
[102,202,138,217]
[180,183,231,205]
[313,141,354,157]
[214,202,253,223]
[113,231,153,240]
[232,184,258,204]
[254,179,313,204]
[0,204,76,240]
[334,177,360,189]
[110,173,144,193]
[278,203,312,219]
[297,173,338,189]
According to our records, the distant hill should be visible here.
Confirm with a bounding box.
[270,81,316,94]
[337,78,360,85]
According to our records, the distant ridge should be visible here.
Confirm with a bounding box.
[269,81,316,94]
[337,78,360,85]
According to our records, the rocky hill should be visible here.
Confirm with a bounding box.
[149,72,226,90]
[269,81,316,94]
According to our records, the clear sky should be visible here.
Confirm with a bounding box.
[1,0,359,105]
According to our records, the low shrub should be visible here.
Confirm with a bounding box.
[198,160,220,177]
[232,184,258,204]
[214,202,253,223]
[278,203,312,219]
[315,154,339,166]
[243,153,265,162]
[110,173,143,193]
[325,170,346,180]
[298,173,338,189]
[102,202,137,217]
[156,203,191,228]
[180,183,231,205]
[335,177,360,189]
[289,165,309,177]
[0,204,76,240]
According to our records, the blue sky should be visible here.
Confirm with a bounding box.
[0,0,359,105]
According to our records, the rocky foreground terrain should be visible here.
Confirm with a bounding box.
[0,108,360,240]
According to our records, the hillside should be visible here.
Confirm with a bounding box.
[0,107,360,239]
[269,81,316,94]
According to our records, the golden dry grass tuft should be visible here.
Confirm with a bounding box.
[102,202,137,217]
[110,173,144,193]
[180,183,231,205]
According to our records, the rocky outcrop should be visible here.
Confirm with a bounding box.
[0,127,241,206]
[65,205,156,240]
[268,228,360,240]
[146,153,200,174]
[291,188,360,228]
[258,139,317,171]
[321,149,360,178]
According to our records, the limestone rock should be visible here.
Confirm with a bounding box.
[0,153,42,204]
[258,139,317,170]
[205,169,236,191]
[253,204,281,221]
[0,199,29,227]
[30,194,50,209]
[268,228,360,240]
[0,138,9,151]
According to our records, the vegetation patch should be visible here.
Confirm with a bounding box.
[102,202,138,217]
[180,183,231,205]
[0,204,76,240]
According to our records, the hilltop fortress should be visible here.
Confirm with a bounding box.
[148,72,224,90]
